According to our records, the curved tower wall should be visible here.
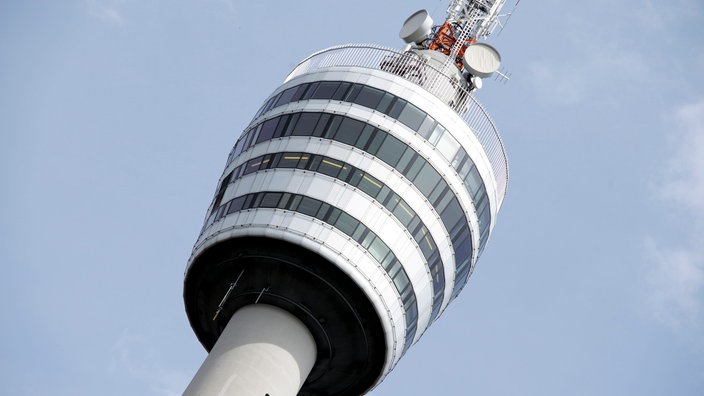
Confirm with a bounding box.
[184,45,506,395]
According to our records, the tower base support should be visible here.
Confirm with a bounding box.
[183,304,317,396]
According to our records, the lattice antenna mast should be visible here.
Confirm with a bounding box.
[433,0,508,69]
[396,0,516,91]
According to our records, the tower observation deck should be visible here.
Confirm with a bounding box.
[182,1,516,395]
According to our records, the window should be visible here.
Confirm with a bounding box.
[319,158,344,177]
[398,103,426,131]
[436,133,460,163]
[417,116,436,139]
[297,196,321,217]
[256,118,279,143]
[260,192,282,208]
[354,85,385,109]
[335,212,358,236]
[311,81,339,99]
[375,135,406,167]
[274,87,297,107]
[413,162,442,197]
[290,84,310,102]
[291,113,319,136]
[335,117,364,145]
[391,198,414,226]
[357,173,383,197]
[331,82,352,100]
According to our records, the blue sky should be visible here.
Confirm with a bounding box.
[2,1,704,395]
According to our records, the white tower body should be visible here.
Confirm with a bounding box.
[183,1,515,395]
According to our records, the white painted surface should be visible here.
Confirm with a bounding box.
[183,304,316,396]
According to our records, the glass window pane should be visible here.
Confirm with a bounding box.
[335,117,364,145]
[292,113,319,136]
[298,196,321,217]
[403,155,424,180]
[368,237,389,262]
[358,173,383,197]
[316,203,331,220]
[301,82,319,100]
[312,113,331,137]
[398,103,426,130]
[287,195,302,211]
[280,113,300,137]
[413,162,442,196]
[322,116,342,139]
[354,86,385,109]
[312,81,339,99]
[355,125,375,149]
[388,98,406,118]
[256,118,278,144]
[278,193,292,209]
[364,132,386,155]
[260,192,282,208]
[326,207,341,225]
[465,166,482,197]
[344,84,362,102]
[273,114,291,138]
[274,87,297,107]
[319,157,344,177]
[440,198,464,229]
[396,147,416,172]
[417,116,436,139]
[337,164,351,181]
[335,212,359,236]
[227,196,246,214]
[393,272,410,294]
[348,169,363,186]
[332,82,351,100]
[377,93,395,114]
[305,155,323,171]
[279,153,305,168]
[436,133,460,162]
[242,158,262,176]
[429,183,448,206]
[391,198,414,226]
[428,123,444,145]
[375,135,406,167]
[291,84,310,102]
[361,232,376,250]
[377,186,392,204]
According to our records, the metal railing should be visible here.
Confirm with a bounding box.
[285,44,508,205]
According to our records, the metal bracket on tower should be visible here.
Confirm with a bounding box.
[255,286,271,304]
[212,269,245,320]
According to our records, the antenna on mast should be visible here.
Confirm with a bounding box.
[399,0,515,90]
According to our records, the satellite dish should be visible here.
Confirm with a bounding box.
[462,43,502,78]
[400,9,433,44]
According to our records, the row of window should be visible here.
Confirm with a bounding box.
[209,190,418,353]
[247,79,492,251]
[207,151,445,321]
[224,110,473,299]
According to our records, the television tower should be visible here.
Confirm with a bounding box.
[183,1,516,395]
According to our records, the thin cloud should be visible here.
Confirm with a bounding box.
[645,238,704,333]
[110,330,192,396]
[86,0,128,26]
[645,99,704,342]
[525,11,651,107]
[661,100,704,217]
[636,0,702,30]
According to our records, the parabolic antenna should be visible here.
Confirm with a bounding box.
[400,9,433,44]
[462,43,502,78]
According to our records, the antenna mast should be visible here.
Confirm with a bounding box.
[430,0,508,69]
[398,0,518,92]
